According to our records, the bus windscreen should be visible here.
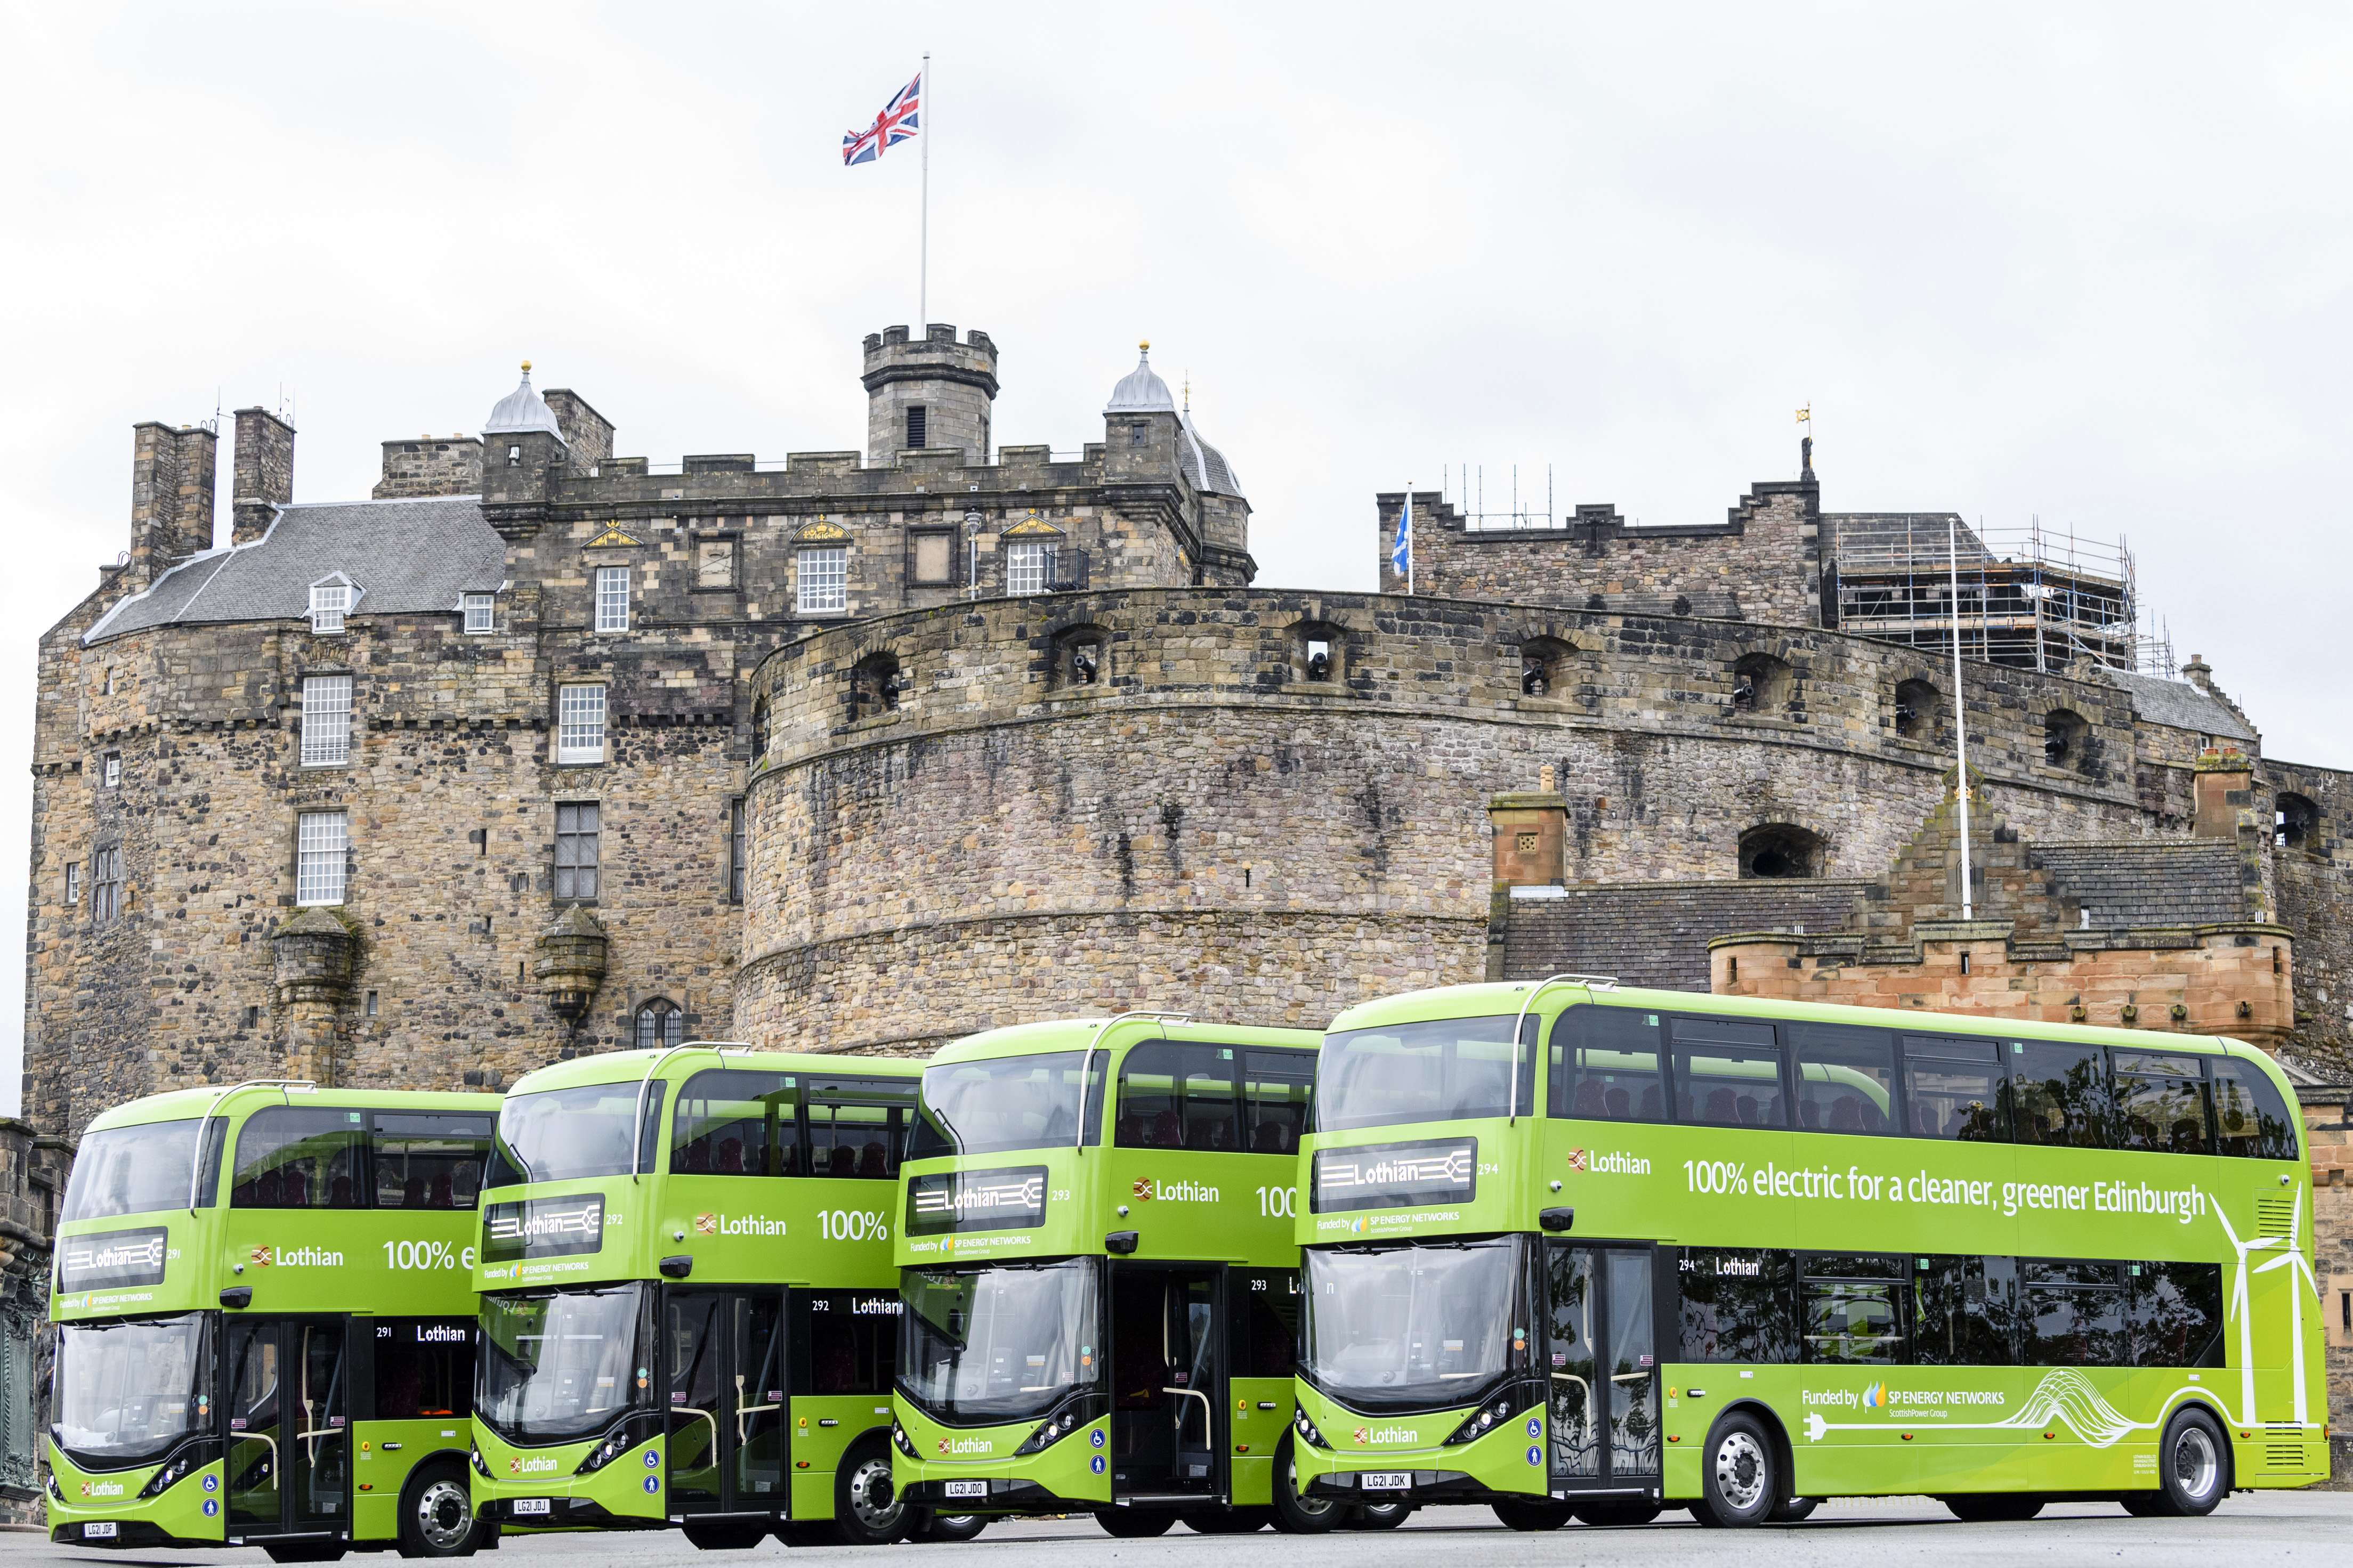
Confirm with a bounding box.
[1301,1238,1522,1411]
[52,1313,212,1468]
[476,1284,646,1445]
[61,1120,205,1221]
[1314,1018,1536,1132]
[489,1083,660,1187]
[900,1258,1098,1423]
[908,1053,1097,1159]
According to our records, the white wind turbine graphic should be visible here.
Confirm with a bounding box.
[2253,1193,2320,1428]
[2211,1196,2262,1427]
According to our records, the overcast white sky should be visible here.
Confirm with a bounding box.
[1,3,2347,1112]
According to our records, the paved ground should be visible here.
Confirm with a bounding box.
[10,1493,2349,1568]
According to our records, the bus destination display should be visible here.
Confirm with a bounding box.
[905,1166,1049,1234]
[1311,1138,1476,1212]
[481,1193,605,1261]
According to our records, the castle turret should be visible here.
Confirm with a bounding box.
[1102,343,1182,484]
[861,324,997,466]
[480,361,568,540]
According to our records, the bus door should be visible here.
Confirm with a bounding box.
[664,1288,789,1519]
[1541,1244,1660,1494]
[1107,1263,1223,1500]
[223,1317,351,1540]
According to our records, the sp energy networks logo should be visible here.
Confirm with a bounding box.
[1130,1178,1219,1204]
[1862,1382,1883,1412]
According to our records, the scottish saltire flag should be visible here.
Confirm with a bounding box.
[1391,490,1412,579]
[843,74,921,166]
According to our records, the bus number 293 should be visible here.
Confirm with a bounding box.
[1255,1186,1297,1218]
[817,1209,888,1241]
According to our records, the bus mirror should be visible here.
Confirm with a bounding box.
[219,1287,253,1309]
[1538,1207,1575,1233]
[659,1255,695,1279]
[1105,1231,1140,1255]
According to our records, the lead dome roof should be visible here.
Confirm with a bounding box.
[482,364,567,441]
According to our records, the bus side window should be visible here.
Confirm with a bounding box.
[1116,1043,1237,1152]
[791,1290,897,1393]
[1798,1254,1907,1365]
[2211,1061,2299,1160]
[2020,1261,2127,1367]
[1241,1050,1313,1155]
[1226,1269,1298,1377]
[375,1319,474,1418]
[1668,1017,1786,1128]
[231,1107,367,1209]
[2111,1051,2211,1155]
[1786,1022,1896,1135]
[1676,1248,1796,1364]
[807,1078,916,1179]
[2129,1261,2225,1368]
[1911,1255,2016,1364]
[1897,1037,2008,1143]
[370,1114,492,1209]
[2010,1038,2113,1150]
[671,1069,789,1177]
[1549,1006,1664,1123]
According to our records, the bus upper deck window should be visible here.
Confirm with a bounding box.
[1550,1006,1664,1122]
[1669,1017,1786,1128]
[1788,1022,1896,1134]
[1898,1038,2009,1143]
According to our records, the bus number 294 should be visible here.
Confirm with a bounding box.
[1255,1186,1297,1218]
[817,1209,888,1241]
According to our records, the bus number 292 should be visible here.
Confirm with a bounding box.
[818,1209,888,1241]
[1255,1186,1297,1218]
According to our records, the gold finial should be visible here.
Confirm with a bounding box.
[521,360,532,375]
[1183,372,1190,413]
[1139,340,1150,353]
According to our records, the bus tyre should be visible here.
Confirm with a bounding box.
[1942,1494,2043,1522]
[831,1436,908,1546]
[2120,1493,2164,1517]
[1349,1501,1412,1530]
[1182,1508,1271,1533]
[910,1511,989,1543]
[1270,1437,1343,1534]
[262,1546,347,1564]
[1768,1496,1820,1524]
[1694,1411,1778,1529]
[1490,1498,1574,1531]
[397,1460,481,1558]
[682,1520,771,1550]
[1573,1500,1663,1527]
[1096,1510,1176,1538]
[2153,1406,2228,1518]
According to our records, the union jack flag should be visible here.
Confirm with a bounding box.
[843,73,920,166]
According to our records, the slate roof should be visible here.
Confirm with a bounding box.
[2105,669,2256,742]
[1177,410,1242,498]
[2028,840,2247,928]
[1500,881,1874,991]
[1821,513,1993,567]
[86,496,506,644]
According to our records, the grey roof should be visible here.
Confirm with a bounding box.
[86,496,507,644]
[1176,410,1242,497]
[482,366,567,441]
[1501,880,1872,990]
[1821,513,1993,567]
[2029,839,2247,927]
[1104,347,1176,413]
[2106,668,2257,742]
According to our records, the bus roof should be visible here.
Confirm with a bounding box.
[502,1043,925,1098]
[928,1017,1322,1066]
[1328,981,2292,1083]
[80,1083,499,1136]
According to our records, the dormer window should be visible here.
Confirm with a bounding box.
[309,576,354,635]
[463,593,495,633]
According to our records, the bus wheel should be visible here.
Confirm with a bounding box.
[1768,1496,1820,1524]
[2120,1493,2164,1517]
[1573,1500,1662,1527]
[1270,1437,1343,1534]
[910,1511,989,1543]
[1349,1502,1411,1530]
[1694,1411,1777,1528]
[681,1520,771,1550]
[831,1437,909,1545]
[1096,1510,1176,1538]
[1942,1494,2043,1522]
[1181,1507,1272,1533]
[2153,1407,2228,1518]
[262,1546,347,1564]
[1490,1498,1574,1531]
[397,1460,480,1558]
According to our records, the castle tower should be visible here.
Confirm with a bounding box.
[861,324,998,466]
[480,361,569,540]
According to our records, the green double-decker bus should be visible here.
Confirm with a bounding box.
[1291,981,2321,1528]
[889,1015,1335,1536]
[467,1045,953,1548]
[50,1083,499,1559]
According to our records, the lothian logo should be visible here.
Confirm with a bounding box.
[694,1213,718,1236]
[1353,1427,1370,1445]
[250,1246,273,1266]
[1565,1149,1589,1173]
[1133,1180,1154,1200]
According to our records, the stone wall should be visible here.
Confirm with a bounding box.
[374,436,483,499]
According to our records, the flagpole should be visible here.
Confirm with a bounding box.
[1949,516,1973,921]
[1406,484,1414,596]
[919,51,930,332]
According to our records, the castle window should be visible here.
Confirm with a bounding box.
[506,444,522,467]
[1731,652,1792,715]
[92,846,123,922]
[463,593,495,633]
[1054,625,1109,688]
[1740,823,1823,880]
[1129,421,1147,446]
[1894,678,1939,741]
[296,810,349,907]
[905,405,927,450]
[728,799,747,904]
[101,753,120,790]
[1290,620,1346,684]
[595,565,630,633]
[1007,540,1049,596]
[635,999,685,1051]
[2043,709,2087,771]
[797,546,847,614]
[556,684,607,764]
[301,675,352,767]
[555,802,600,902]
[64,862,79,906]
[310,579,349,635]
[2278,793,2319,851]
[851,652,907,721]
[102,667,114,696]
[1518,636,1574,698]
[750,697,771,761]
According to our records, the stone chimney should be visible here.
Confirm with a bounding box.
[127,421,219,588]
[232,408,295,545]
[2193,746,2253,840]
[1489,767,1568,887]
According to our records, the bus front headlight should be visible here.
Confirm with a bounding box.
[1292,1411,1331,1450]
[892,1424,920,1460]
[470,1446,494,1480]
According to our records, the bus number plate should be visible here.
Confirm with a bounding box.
[1360,1473,1410,1491]
[512,1500,551,1516]
[943,1481,988,1499]
[84,1523,118,1539]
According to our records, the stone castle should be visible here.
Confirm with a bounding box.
[13,324,2353,1494]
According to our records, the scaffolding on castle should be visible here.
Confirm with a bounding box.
[1830,517,2175,678]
